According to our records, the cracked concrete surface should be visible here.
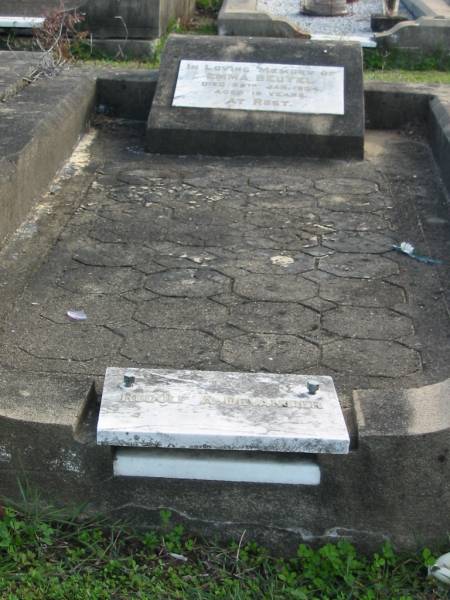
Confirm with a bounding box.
[1,118,450,419]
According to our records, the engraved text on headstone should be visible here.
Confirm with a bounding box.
[172,60,345,115]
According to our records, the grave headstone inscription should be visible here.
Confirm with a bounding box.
[146,35,364,159]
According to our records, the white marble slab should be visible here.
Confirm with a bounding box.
[97,368,350,454]
[172,60,344,115]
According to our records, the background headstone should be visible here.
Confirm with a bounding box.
[0,0,195,40]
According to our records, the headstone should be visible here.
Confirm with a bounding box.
[0,0,196,40]
[97,368,350,454]
[146,35,364,159]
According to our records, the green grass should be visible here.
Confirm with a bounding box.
[364,47,450,71]
[364,69,450,84]
[363,48,450,83]
[196,0,223,12]
[0,500,448,599]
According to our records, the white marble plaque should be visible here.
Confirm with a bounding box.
[97,368,350,454]
[172,60,344,115]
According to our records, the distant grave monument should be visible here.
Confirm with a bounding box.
[0,0,196,40]
[146,35,364,158]
[83,0,196,40]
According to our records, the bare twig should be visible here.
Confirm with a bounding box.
[32,0,87,79]
[113,15,129,60]
[235,529,247,570]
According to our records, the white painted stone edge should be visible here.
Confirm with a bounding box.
[114,448,321,485]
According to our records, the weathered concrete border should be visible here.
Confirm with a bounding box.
[400,0,450,19]
[364,80,450,194]
[0,65,96,246]
[375,16,450,53]
[96,69,159,120]
[0,51,43,101]
[428,93,450,192]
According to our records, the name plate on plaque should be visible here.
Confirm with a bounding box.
[173,60,344,115]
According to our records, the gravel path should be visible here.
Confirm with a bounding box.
[257,0,412,45]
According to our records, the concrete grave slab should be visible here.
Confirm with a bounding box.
[97,368,350,454]
[146,35,364,159]
[2,70,450,549]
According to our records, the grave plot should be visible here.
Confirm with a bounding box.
[1,109,450,547]
[1,36,450,551]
